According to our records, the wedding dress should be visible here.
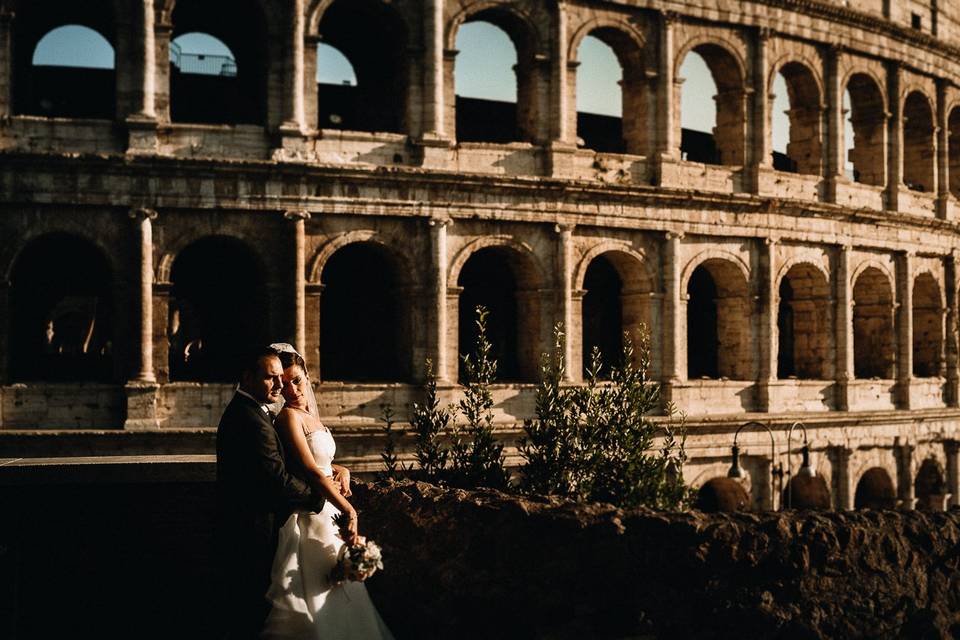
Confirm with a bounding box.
[261,427,394,640]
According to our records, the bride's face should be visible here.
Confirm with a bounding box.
[281,365,310,408]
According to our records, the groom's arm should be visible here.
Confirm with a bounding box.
[251,419,324,512]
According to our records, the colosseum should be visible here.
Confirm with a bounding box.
[2,0,960,511]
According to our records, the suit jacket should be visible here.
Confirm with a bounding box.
[215,391,323,571]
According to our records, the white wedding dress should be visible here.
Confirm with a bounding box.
[262,427,394,640]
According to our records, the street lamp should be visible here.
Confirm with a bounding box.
[727,421,779,509]
[785,421,816,509]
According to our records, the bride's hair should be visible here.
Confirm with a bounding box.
[278,350,307,374]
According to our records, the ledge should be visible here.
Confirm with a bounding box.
[0,454,215,485]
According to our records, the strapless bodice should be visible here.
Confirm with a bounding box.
[305,427,335,476]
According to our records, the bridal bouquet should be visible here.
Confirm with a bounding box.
[329,512,384,584]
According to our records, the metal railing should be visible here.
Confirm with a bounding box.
[169,41,237,77]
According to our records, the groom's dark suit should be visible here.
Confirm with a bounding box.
[216,391,324,638]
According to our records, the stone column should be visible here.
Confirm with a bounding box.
[422,0,445,138]
[757,238,777,411]
[886,62,902,211]
[937,78,950,219]
[125,0,159,153]
[946,251,959,406]
[895,440,916,510]
[896,251,914,408]
[0,277,9,383]
[835,245,854,410]
[154,18,173,123]
[284,210,310,354]
[125,208,159,430]
[749,27,772,193]
[944,439,960,508]
[274,0,307,157]
[129,208,157,383]
[827,445,854,510]
[824,46,844,202]
[556,224,574,381]
[662,232,685,396]
[0,7,13,118]
[655,11,678,181]
[429,217,451,383]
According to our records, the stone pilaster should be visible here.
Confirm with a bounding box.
[304,283,323,380]
[124,0,158,154]
[757,238,777,411]
[153,18,172,123]
[886,62,902,211]
[835,244,854,410]
[749,27,772,193]
[895,440,916,510]
[421,0,445,139]
[827,446,854,510]
[429,217,451,383]
[0,7,13,118]
[284,210,310,354]
[662,232,685,398]
[944,439,960,508]
[945,251,959,406]
[274,0,308,157]
[152,281,171,383]
[654,11,678,185]
[824,45,845,202]
[556,224,574,381]
[446,286,464,382]
[896,251,913,408]
[0,277,9,383]
[936,78,950,219]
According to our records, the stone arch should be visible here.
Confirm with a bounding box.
[676,38,748,166]
[915,457,948,511]
[852,265,896,379]
[308,0,409,133]
[853,466,897,509]
[776,260,833,380]
[570,23,649,155]
[903,90,936,192]
[308,230,413,286]
[4,224,121,284]
[696,477,751,512]
[317,239,413,382]
[448,236,544,291]
[168,0,268,125]
[781,473,832,509]
[912,271,944,378]
[8,232,116,382]
[844,71,887,186]
[454,239,544,382]
[573,242,651,292]
[680,248,750,292]
[168,235,268,382]
[448,2,544,144]
[770,57,824,176]
[578,248,655,376]
[684,255,752,380]
[11,0,116,118]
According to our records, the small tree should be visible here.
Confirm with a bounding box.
[410,359,454,485]
[376,404,402,482]
[450,306,509,489]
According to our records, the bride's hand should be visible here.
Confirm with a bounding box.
[335,468,352,498]
[344,510,359,545]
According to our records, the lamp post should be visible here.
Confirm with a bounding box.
[727,421,780,510]
[785,421,816,509]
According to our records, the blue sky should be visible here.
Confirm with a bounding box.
[33,22,857,162]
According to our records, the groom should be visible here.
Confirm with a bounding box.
[216,345,325,638]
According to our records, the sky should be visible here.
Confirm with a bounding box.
[33,22,855,164]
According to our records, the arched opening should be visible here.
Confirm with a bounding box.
[454,13,533,144]
[574,28,649,155]
[315,0,407,133]
[854,467,896,509]
[912,273,943,377]
[781,474,831,509]
[457,246,540,382]
[949,107,960,199]
[915,457,948,511]
[582,255,623,375]
[319,242,408,382]
[169,237,267,382]
[169,1,266,125]
[903,91,935,192]
[13,2,116,119]
[771,62,823,176]
[852,267,895,379]
[777,264,832,379]
[686,259,750,380]
[679,45,745,166]
[845,74,886,186]
[9,233,114,382]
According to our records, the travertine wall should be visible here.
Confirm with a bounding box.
[4,0,960,510]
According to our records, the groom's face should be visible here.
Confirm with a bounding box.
[242,355,284,404]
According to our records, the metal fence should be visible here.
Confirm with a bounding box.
[169,41,237,77]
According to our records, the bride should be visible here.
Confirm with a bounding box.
[261,344,394,640]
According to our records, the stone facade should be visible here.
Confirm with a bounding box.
[4,0,960,510]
